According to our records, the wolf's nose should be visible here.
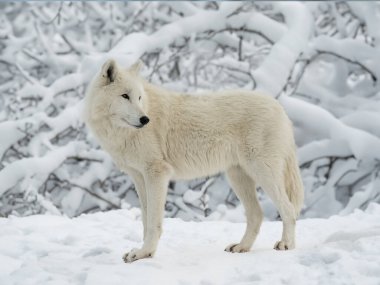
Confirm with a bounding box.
[140,116,150,125]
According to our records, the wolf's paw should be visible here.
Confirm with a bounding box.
[274,240,294,250]
[224,243,251,253]
[122,248,153,263]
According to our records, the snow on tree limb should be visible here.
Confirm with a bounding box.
[309,36,378,82]
[1,2,379,218]
[253,2,313,95]
[0,142,86,196]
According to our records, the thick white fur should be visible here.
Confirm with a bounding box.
[84,59,304,263]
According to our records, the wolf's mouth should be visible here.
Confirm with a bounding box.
[121,118,144,129]
[132,124,144,129]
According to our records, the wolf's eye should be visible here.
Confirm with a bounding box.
[139,96,141,101]
[121,94,130,100]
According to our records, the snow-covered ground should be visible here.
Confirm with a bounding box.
[1,204,380,285]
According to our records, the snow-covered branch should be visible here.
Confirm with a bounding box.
[1,2,379,219]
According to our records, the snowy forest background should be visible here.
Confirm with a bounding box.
[1,1,380,221]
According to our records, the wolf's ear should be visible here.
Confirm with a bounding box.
[129,60,143,74]
[101,59,117,84]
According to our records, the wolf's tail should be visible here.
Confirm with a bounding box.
[284,151,304,216]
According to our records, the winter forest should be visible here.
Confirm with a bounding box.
[1,2,380,284]
[1,1,379,220]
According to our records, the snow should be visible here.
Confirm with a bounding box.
[0,142,86,197]
[1,204,380,285]
[0,121,25,160]
[252,2,313,95]
[2,2,380,225]
[1,5,379,284]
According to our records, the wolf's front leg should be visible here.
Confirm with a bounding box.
[123,161,171,263]
[126,167,147,239]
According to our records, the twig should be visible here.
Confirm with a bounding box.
[71,182,121,209]
[277,45,378,100]
[66,156,103,163]
[60,34,81,55]
[46,2,64,25]
[210,62,256,87]
[15,63,36,85]
[315,49,377,83]
[238,35,243,61]
[49,173,120,210]
[300,155,354,169]
[22,49,47,66]
[206,27,274,45]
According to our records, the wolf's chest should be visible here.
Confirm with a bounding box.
[91,126,140,167]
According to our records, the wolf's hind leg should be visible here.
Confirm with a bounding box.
[253,160,297,250]
[225,165,263,253]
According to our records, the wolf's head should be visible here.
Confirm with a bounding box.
[85,59,149,129]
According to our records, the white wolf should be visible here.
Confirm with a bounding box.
[84,59,304,263]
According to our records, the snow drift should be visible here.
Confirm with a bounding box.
[1,204,380,285]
